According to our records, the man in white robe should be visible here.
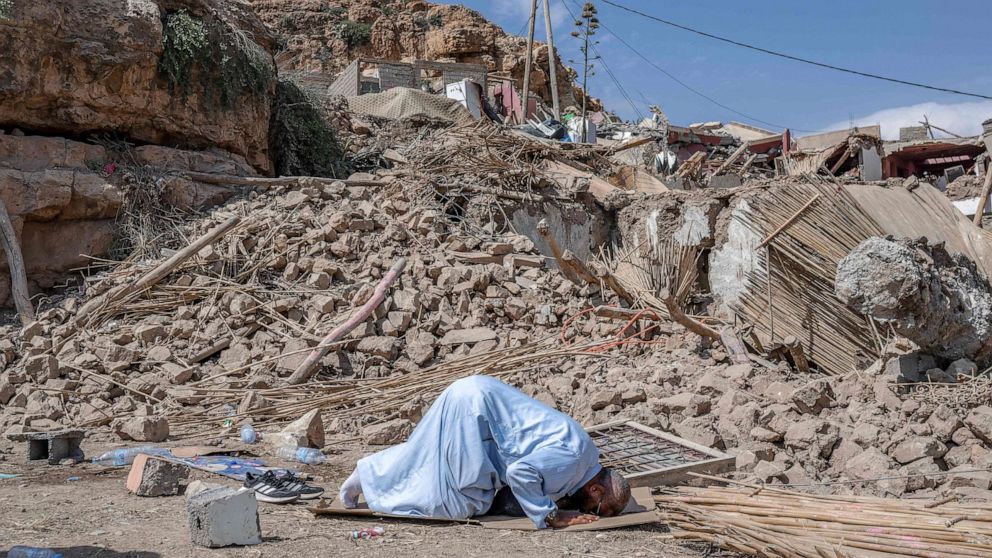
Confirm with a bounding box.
[339,375,631,529]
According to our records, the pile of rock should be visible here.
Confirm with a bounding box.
[0,174,609,439]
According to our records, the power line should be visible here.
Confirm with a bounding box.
[592,15,813,131]
[560,0,645,123]
[599,0,992,101]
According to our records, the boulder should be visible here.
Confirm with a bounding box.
[0,0,277,172]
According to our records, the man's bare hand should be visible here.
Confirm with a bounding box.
[548,511,599,529]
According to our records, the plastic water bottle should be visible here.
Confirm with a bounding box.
[91,446,172,467]
[276,446,327,465]
[240,424,261,444]
[8,546,64,558]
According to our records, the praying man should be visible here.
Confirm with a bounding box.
[338,375,631,529]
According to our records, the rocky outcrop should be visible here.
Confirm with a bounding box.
[0,0,277,173]
[248,0,593,110]
[0,132,253,305]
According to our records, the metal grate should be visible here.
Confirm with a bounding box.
[591,424,709,474]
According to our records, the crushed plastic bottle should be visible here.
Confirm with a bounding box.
[8,546,65,558]
[275,445,327,465]
[91,446,172,467]
[349,526,385,541]
[240,424,261,444]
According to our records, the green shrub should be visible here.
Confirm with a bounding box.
[270,80,349,178]
[159,11,208,92]
[0,0,12,20]
[414,14,443,30]
[334,20,371,48]
[159,10,273,110]
[278,14,296,30]
[323,6,346,18]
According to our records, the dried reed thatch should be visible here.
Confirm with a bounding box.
[658,479,992,558]
[730,175,890,375]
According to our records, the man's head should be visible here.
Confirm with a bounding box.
[575,468,631,517]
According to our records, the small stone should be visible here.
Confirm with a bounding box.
[126,454,189,497]
[117,416,170,442]
[438,328,497,346]
[891,437,948,464]
[588,389,622,411]
[750,426,782,443]
[363,418,413,445]
[655,393,711,417]
[146,346,171,362]
[356,336,401,360]
[965,406,992,444]
[790,380,832,414]
[135,325,167,344]
[24,355,59,381]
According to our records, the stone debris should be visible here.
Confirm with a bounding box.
[186,486,262,548]
[837,237,992,365]
[126,454,190,497]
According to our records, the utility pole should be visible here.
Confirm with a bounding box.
[521,0,538,124]
[542,0,561,120]
[571,2,599,142]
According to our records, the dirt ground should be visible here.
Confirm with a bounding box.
[0,440,734,558]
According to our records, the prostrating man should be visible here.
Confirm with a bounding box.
[338,375,631,529]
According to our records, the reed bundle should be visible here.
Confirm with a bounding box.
[731,176,889,375]
[658,483,992,558]
[164,336,612,437]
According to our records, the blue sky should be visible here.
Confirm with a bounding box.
[453,0,992,138]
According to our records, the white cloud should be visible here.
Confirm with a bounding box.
[824,100,992,140]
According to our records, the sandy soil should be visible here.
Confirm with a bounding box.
[0,439,735,558]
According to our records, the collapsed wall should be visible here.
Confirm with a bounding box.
[837,236,992,365]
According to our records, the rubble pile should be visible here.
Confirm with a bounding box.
[0,168,616,439]
[2,179,991,502]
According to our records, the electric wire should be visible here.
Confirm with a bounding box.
[560,0,645,123]
[600,0,992,100]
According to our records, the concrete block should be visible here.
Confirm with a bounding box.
[126,454,189,496]
[6,429,84,464]
[187,486,262,548]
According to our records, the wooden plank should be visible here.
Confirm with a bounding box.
[623,456,736,489]
[0,199,34,325]
[710,142,749,179]
[76,215,242,323]
[586,420,736,489]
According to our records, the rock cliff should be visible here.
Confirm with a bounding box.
[0,0,277,173]
[248,0,591,110]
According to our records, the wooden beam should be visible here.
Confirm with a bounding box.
[756,193,821,250]
[973,170,992,228]
[710,142,749,179]
[0,200,34,326]
[286,258,406,385]
[738,153,759,175]
[75,215,242,323]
